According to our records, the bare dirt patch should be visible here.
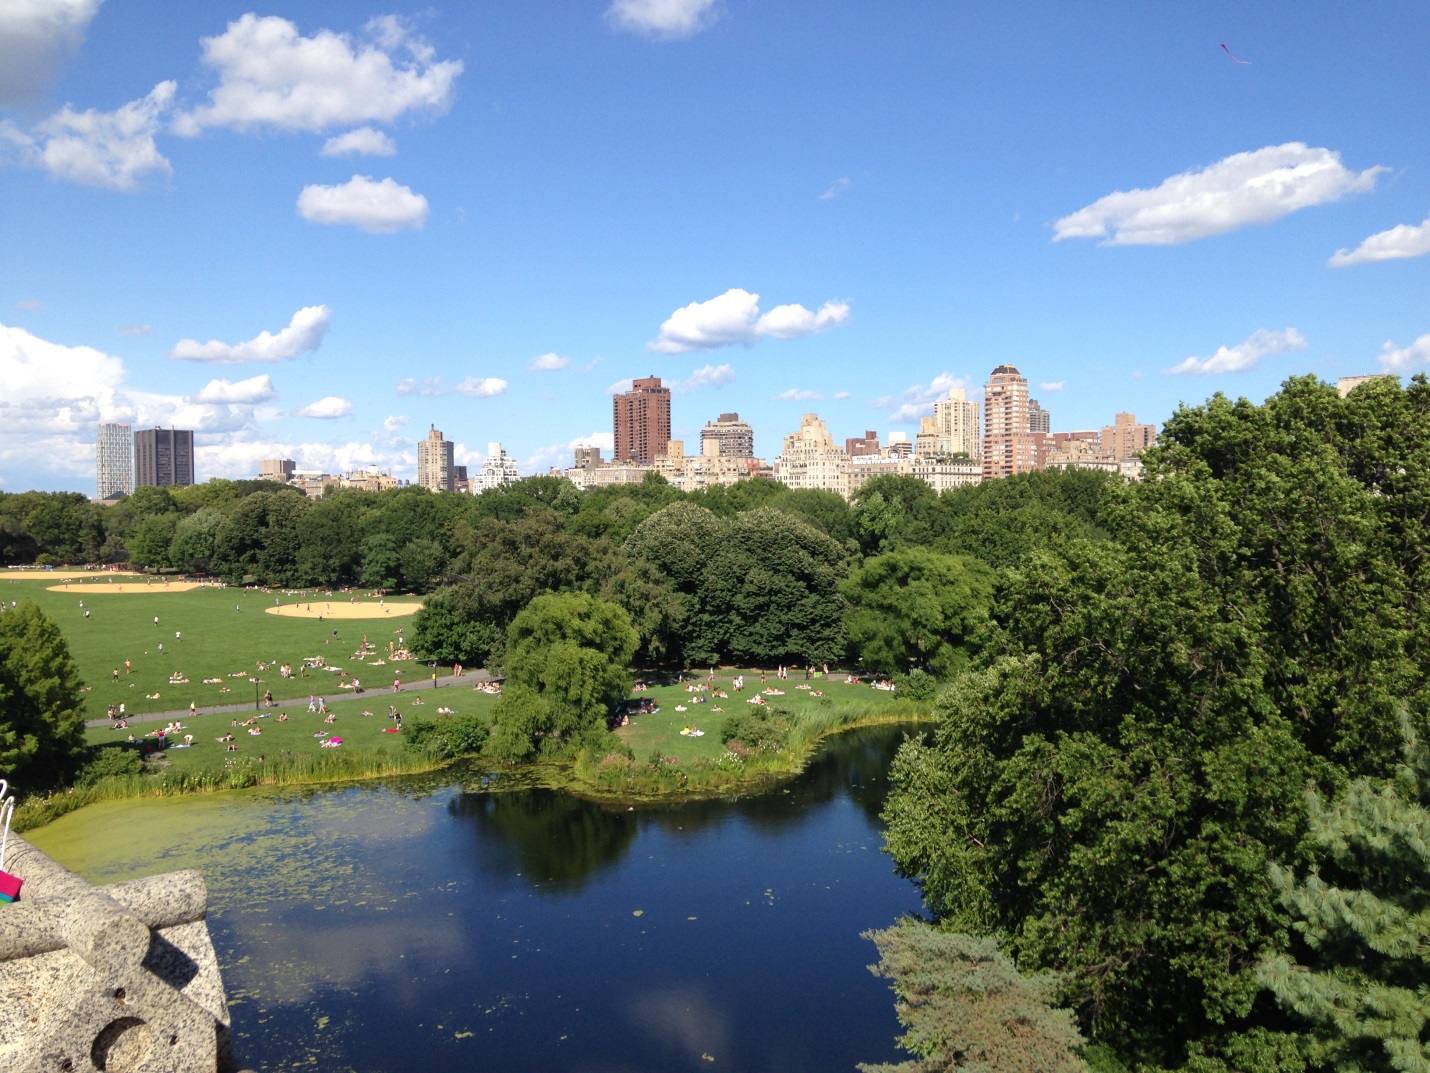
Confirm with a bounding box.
[263,601,423,619]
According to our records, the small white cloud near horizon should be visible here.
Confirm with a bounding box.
[297,175,428,233]
[1053,143,1385,246]
[297,395,354,418]
[605,377,635,395]
[396,376,443,396]
[649,288,851,353]
[607,0,720,39]
[1330,214,1430,267]
[529,352,571,371]
[172,14,462,135]
[778,388,823,402]
[833,390,850,400]
[523,430,617,474]
[1039,381,1067,392]
[320,127,397,157]
[1165,327,1308,376]
[118,324,152,336]
[383,414,408,432]
[190,374,278,404]
[874,373,974,423]
[454,377,508,399]
[677,363,735,393]
[1379,333,1430,373]
[3,80,176,191]
[170,305,331,364]
[0,0,102,107]
[820,177,852,201]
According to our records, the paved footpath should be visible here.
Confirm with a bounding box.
[86,669,497,728]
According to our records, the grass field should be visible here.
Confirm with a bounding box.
[3,574,433,720]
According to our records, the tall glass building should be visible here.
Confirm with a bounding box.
[96,422,133,499]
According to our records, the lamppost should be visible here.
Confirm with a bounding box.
[252,677,261,712]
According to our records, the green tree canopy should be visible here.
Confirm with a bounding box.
[487,592,637,762]
[882,376,1430,1070]
[0,601,88,792]
[842,547,995,678]
[1258,720,1430,1073]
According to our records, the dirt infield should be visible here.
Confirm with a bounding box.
[264,601,423,619]
[46,582,204,593]
[6,570,141,580]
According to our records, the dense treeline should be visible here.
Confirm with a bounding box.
[880,375,1430,1072]
[1,466,1115,672]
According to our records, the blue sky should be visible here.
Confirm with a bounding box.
[3,1,1428,492]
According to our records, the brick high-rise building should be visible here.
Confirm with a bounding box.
[982,365,1038,479]
[96,422,133,499]
[845,430,880,458]
[613,376,671,464]
[134,427,194,489]
[1101,412,1157,460]
[417,425,454,492]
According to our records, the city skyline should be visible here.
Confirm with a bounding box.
[4,4,1428,494]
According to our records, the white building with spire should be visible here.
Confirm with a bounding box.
[474,442,520,493]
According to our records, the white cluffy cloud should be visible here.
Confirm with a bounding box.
[395,376,507,399]
[170,305,331,364]
[778,388,822,402]
[678,363,735,392]
[297,395,354,418]
[118,324,152,336]
[190,374,278,404]
[454,377,508,399]
[607,0,720,39]
[173,14,462,135]
[321,127,397,157]
[648,288,851,353]
[529,352,570,371]
[1330,214,1430,267]
[0,0,102,107]
[1039,381,1067,392]
[1379,334,1430,373]
[297,175,428,232]
[873,373,973,423]
[2,80,176,190]
[1165,328,1307,376]
[524,431,615,474]
[1053,144,1385,246]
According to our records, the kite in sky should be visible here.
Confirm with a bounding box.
[1221,43,1252,64]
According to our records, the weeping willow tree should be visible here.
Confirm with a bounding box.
[861,922,1088,1073]
[1259,721,1430,1073]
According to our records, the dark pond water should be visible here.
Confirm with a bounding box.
[31,725,929,1072]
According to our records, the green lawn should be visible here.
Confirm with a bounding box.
[3,576,437,720]
[85,688,502,775]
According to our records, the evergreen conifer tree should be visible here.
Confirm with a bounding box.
[1259,720,1430,1072]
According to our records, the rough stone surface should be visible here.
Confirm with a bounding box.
[0,835,251,1072]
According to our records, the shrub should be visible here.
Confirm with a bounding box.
[76,746,145,784]
[719,708,792,751]
[892,668,938,701]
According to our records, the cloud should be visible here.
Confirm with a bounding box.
[118,323,151,336]
[819,177,852,201]
[648,288,851,353]
[1330,214,1430,267]
[1164,327,1307,376]
[170,305,330,364]
[605,377,635,395]
[0,321,287,484]
[523,431,616,473]
[676,363,735,393]
[172,14,462,135]
[383,414,408,432]
[3,81,176,191]
[190,375,278,404]
[16,300,42,311]
[453,377,508,399]
[396,377,442,396]
[297,175,428,233]
[1039,381,1067,392]
[320,126,397,157]
[872,372,973,423]
[0,0,102,107]
[1379,333,1430,373]
[529,352,570,371]
[607,0,720,39]
[297,395,354,418]
[1053,144,1385,246]
[833,390,850,400]
[778,388,823,402]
